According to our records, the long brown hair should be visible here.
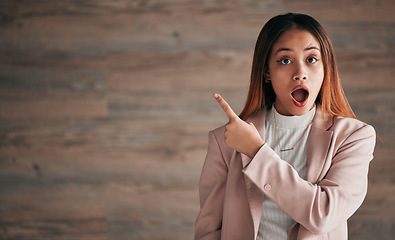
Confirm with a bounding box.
[239,13,356,120]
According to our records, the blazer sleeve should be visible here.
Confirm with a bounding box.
[242,123,376,235]
[194,130,228,240]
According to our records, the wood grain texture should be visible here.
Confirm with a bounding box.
[0,0,394,239]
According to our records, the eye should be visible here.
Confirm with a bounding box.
[277,58,292,65]
[307,57,318,64]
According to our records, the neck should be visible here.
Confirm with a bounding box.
[268,105,316,129]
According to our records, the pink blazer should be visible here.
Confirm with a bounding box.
[194,106,376,240]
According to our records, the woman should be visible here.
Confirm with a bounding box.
[194,13,376,240]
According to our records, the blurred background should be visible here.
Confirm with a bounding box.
[0,0,394,239]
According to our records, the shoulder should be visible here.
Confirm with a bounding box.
[330,116,376,152]
[208,125,233,162]
[331,116,376,137]
[210,124,225,144]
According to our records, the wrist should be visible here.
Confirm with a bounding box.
[247,140,265,159]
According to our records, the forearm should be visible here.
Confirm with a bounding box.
[243,131,374,234]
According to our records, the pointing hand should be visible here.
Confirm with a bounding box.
[214,93,265,159]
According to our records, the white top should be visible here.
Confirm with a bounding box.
[257,105,316,240]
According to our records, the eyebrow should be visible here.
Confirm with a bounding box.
[274,46,320,55]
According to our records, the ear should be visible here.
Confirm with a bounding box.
[264,71,271,80]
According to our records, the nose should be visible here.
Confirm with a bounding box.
[294,75,307,81]
[293,62,308,81]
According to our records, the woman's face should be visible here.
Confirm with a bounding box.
[266,28,324,116]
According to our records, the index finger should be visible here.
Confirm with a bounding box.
[213,93,238,121]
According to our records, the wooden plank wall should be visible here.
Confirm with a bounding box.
[0,0,394,239]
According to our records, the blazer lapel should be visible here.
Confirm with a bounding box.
[306,106,334,183]
[240,110,266,237]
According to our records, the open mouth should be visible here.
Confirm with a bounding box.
[291,86,309,107]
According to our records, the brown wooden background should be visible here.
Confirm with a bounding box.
[0,0,394,239]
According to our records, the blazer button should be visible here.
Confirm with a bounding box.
[264,184,272,191]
